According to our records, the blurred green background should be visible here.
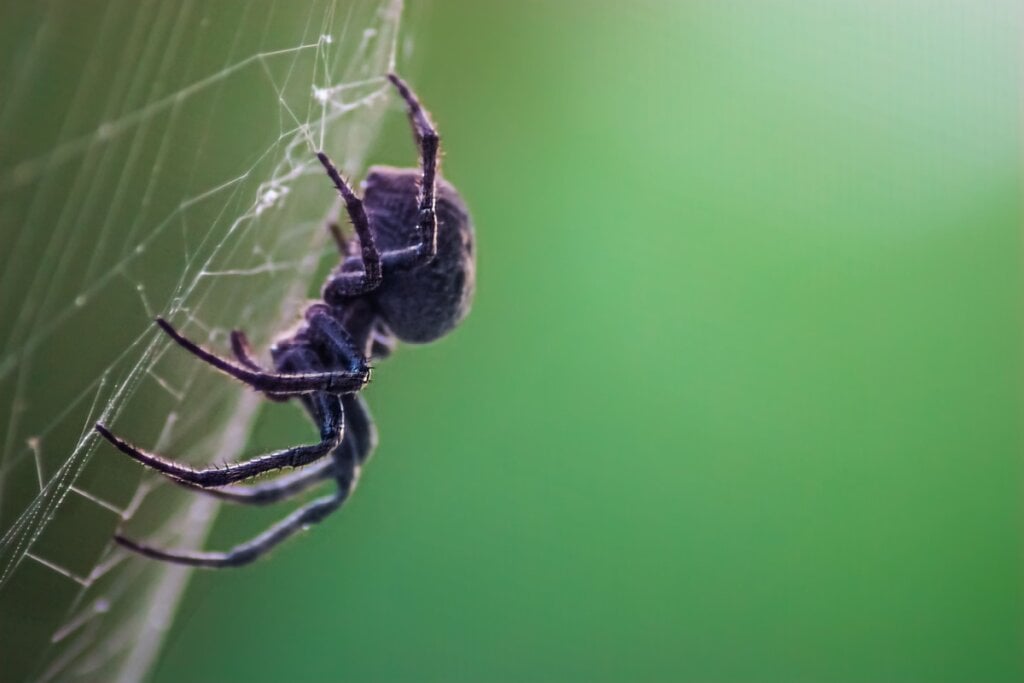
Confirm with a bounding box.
[1,1,1021,682]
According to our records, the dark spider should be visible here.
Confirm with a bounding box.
[95,74,475,568]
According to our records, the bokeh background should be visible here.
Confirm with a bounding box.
[1,1,1020,682]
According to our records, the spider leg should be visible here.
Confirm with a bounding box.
[229,329,260,370]
[305,306,368,374]
[326,220,361,258]
[377,73,439,270]
[171,394,374,505]
[175,456,336,505]
[317,152,383,299]
[230,330,292,403]
[95,387,344,487]
[342,394,378,465]
[157,318,368,395]
[115,461,359,567]
[327,220,348,254]
[369,323,397,361]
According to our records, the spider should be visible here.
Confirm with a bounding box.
[95,73,475,568]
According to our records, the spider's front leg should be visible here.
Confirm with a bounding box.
[156,317,368,395]
[387,73,440,267]
[320,74,441,305]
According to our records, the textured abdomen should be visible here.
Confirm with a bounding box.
[361,166,476,343]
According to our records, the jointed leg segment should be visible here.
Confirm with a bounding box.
[229,329,260,370]
[387,72,439,266]
[113,416,370,567]
[157,318,368,395]
[95,391,343,487]
[176,457,337,505]
[317,152,382,297]
[104,373,380,566]
[115,469,356,568]
[322,74,441,304]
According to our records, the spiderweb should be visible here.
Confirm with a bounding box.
[0,1,405,680]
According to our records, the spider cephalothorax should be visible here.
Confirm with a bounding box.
[95,73,475,567]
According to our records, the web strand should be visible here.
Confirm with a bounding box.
[0,1,405,681]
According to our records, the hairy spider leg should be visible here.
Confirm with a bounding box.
[228,329,292,403]
[304,306,368,371]
[322,75,442,304]
[326,218,362,258]
[317,152,383,297]
[386,72,440,267]
[96,348,345,487]
[115,427,366,567]
[229,329,260,370]
[115,468,356,568]
[175,458,337,505]
[167,394,376,505]
[156,318,368,395]
[95,394,341,487]
[232,310,372,404]
[341,393,378,466]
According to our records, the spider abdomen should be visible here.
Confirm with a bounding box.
[361,166,475,343]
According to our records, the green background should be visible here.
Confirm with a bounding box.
[2,1,1021,682]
